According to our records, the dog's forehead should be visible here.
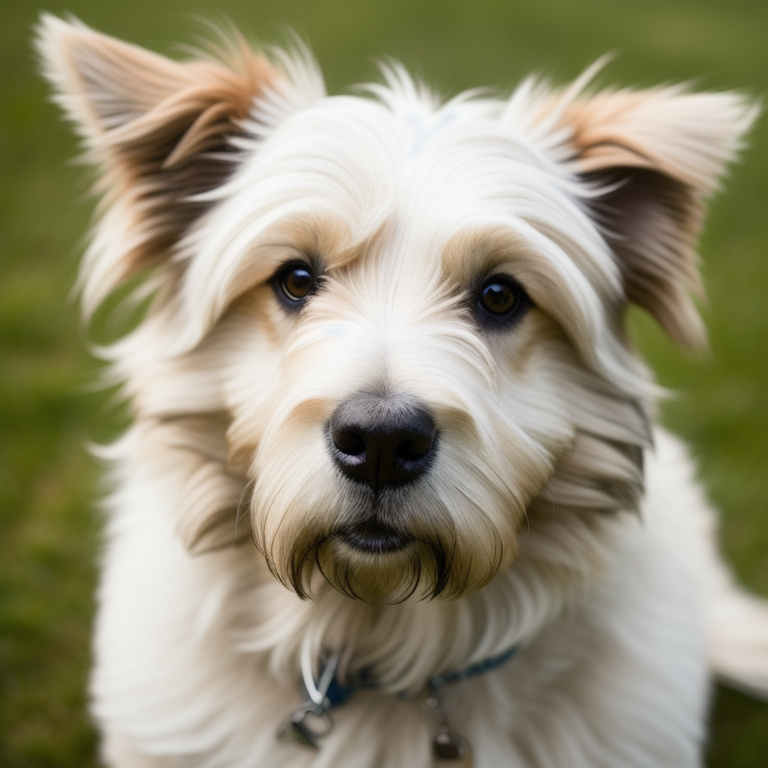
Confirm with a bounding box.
[185,88,615,343]
[216,91,595,281]
[257,93,567,205]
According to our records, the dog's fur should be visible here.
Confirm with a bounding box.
[37,15,768,768]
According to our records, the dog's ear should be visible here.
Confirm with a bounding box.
[35,14,277,313]
[562,87,757,348]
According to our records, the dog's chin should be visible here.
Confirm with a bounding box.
[337,521,414,555]
[302,526,498,604]
[312,532,424,604]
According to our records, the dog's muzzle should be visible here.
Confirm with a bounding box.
[327,392,437,554]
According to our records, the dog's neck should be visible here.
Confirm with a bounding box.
[237,508,625,696]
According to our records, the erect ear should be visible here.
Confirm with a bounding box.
[561,86,758,348]
[35,14,277,314]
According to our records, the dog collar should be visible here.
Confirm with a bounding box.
[278,644,520,757]
[319,643,520,708]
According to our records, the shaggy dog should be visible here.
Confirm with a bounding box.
[37,15,768,768]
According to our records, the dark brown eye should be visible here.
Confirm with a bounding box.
[480,281,517,315]
[476,275,528,327]
[276,263,316,306]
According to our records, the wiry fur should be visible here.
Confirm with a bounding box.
[37,14,768,768]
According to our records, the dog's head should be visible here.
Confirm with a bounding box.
[38,16,755,603]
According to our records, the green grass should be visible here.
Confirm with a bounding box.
[1,0,766,765]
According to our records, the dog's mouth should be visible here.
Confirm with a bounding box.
[338,521,414,554]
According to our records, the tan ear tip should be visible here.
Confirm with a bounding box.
[34,13,80,65]
[34,12,100,60]
[35,12,76,42]
[34,14,66,81]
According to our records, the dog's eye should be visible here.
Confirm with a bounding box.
[476,276,528,326]
[275,263,317,307]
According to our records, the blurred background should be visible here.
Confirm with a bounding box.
[1,0,766,765]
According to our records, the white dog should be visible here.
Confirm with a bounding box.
[37,15,768,768]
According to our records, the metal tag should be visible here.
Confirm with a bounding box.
[427,684,472,764]
[278,652,341,749]
[278,703,334,749]
[433,726,469,760]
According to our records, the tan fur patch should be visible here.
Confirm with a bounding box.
[36,16,276,314]
[559,89,756,348]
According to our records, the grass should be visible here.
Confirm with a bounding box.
[1,0,766,765]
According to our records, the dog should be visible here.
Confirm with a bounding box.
[37,14,768,768]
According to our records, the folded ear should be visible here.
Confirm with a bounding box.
[562,87,758,348]
[35,14,277,314]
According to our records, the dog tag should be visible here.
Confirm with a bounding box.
[433,726,469,761]
[278,703,334,749]
[278,652,341,749]
[426,685,472,765]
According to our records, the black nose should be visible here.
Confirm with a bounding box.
[328,393,437,491]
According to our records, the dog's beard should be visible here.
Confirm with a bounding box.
[298,483,509,603]
[253,477,508,603]
[247,405,526,605]
[314,537,451,605]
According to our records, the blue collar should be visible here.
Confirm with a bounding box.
[324,644,520,708]
[428,644,519,689]
[278,646,520,749]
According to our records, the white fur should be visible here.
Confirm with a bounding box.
[36,15,768,768]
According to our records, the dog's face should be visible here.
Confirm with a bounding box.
[216,91,649,603]
[38,17,754,603]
